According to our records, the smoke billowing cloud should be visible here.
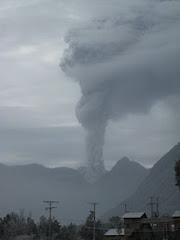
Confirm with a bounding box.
[60,0,180,181]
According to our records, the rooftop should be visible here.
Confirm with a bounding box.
[104,228,124,236]
[172,210,180,218]
[122,212,146,219]
[104,229,119,236]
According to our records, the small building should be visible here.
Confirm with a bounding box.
[172,210,180,240]
[104,228,125,240]
[122,212,153,240]
[172,210,180,227]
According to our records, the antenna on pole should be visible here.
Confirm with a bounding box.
[121,202,128,213]
[44,200,59,240]
[88,202,99,240]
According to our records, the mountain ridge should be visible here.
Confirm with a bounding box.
[0,157,148,221]
[102,142,180,220]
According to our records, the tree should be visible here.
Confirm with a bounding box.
[1,212,25,239]
[79,211,94,240]
[108,216,122,231]
[0,211,39,240]
[79,211,104,240]
[37,216,61,240]
[50,219,61,240]
[37,215,49,240]
[175,158,180,189]
[66,223,78,240]
[26,217,37,237]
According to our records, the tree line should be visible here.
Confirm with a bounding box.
[0,210,122,240]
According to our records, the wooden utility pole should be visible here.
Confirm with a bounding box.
[121,202,128,213]
[44,200,59,240]
[156,197,159,218]
[88,202,98,240]
[148,196,156,218]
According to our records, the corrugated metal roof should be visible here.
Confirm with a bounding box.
[104,229,120,236]
[172,210,180,217]
[122,212,146,219]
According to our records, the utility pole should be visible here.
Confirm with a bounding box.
[148,196,156,218]
[121,202,128,213]
[156,197,159,218]
[88,202,98,240]
[44,200,59,240]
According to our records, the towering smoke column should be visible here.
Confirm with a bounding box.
[60,0,180,181]
[76,88,109,180]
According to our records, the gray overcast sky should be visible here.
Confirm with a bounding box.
[0,0,180,170]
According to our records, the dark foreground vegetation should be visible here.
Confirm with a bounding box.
[0,210,120,240]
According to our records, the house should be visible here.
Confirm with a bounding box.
[172,210,180,227]
[122,212,153,240]
[172,210,180,240]
[104,228,125,240]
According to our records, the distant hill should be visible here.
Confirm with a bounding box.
[0,158,148,222]
[102,142,180,220]
[0,163,89,222]
[92,157,149,214]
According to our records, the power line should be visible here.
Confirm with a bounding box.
[44,200,59,240]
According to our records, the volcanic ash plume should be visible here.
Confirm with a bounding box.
[76,89,109,181]
[60,0,180,182]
